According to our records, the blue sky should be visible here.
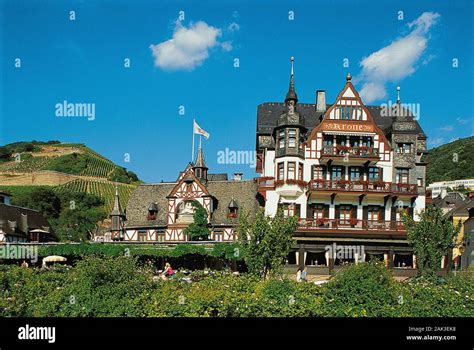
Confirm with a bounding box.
[0,0,472,182]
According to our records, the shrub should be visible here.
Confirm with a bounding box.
[320,261,399,317]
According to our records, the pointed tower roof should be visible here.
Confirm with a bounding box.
[194,138,207,169]
[285,56,298,103]
[110,186,125,217]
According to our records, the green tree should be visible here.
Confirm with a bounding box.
[238,208,297,279]
[403,206,461,279]
[184,201,210,241]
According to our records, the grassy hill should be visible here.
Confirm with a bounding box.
[0,141,141,213]
[426,136,474,185]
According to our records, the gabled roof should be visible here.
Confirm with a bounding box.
[125,180,262,228]
[0,203,56,240]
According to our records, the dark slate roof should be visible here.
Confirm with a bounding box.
[125,180,261,228]
[0,203,56,240]
[256,102,425,140]
[125,183,176,228]
[208,173,228,181]
[206,180,261,225]
[446,199,474,217]
[432,192,466,209]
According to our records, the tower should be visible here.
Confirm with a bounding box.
[273,56,307,159]
[193,138,208,182]
[110,186,126,240]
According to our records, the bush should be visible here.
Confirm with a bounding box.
[1,258,473,317]
[320,261,399,317]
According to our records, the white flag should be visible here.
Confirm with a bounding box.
[193,120,210,139]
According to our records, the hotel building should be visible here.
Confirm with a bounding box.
[255,58,428,272]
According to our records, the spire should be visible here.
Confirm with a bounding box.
[285,56,298,103]
[110,185,125,217]
[193,137,208,181]
[346,72,352,82]
[194,137,206,168]
[396,85,401,104]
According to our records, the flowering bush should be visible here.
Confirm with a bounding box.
[1,258,472,317]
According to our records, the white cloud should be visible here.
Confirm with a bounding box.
[428,137,444,147]
[221,41,233,52]
[228,22,240,32]
[357,12,440,103]
[150,20,226,71]
[457,117,471,125]
[438,125,453,132]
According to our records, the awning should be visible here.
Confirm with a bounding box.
[43,255,67,263]
[323,131,376,137]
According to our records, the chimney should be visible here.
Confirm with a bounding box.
[233,173,243,181]
[316,90,326,112]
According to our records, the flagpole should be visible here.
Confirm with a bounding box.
[192,118,195,163]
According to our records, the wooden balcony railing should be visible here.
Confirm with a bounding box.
[257,178,418,195]
[322,145,379,157]
[298,218,406,232]
[308,179,418,194]
[256,177,275,189]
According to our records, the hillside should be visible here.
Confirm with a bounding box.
[426,136,474,185]
[0,141,141,213]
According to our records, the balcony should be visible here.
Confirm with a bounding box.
[321,145,379,165]
[308,179,418,195]
[274,179,307,197]
[256,177,275,199]
[298,218,406,233]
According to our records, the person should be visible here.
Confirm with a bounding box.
[301,267,307,282]
[296,269,302,282]
[161,262,175,280]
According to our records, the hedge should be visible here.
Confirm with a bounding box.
[36,242,243,260]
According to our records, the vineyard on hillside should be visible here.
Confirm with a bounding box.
[55,179,136,213]
[0,143,139,183]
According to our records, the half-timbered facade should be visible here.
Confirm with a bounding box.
[105,146,262,242]
[256,58,428,271]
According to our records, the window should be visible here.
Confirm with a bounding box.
[298,163,304,180]
[336,136,347,146]
[311,204,326,219]
[287,162,296,180]
[339,205,352,224]
[278,130,285,149]
[368,206,380,221]
[323,136,333,146]
[288,129,297,148]
[138,230,147,242]
[396,143,412,154]
[350,167,362,181]
[277,163,284,180]
[368,167,380,181]
[417,177,423,187]
[350,136,360,147]
[396,168,409,184]
[312,165,325,180]
[362,136,373,147]
[228,207,238,218]
[331,166,343,180]
[280,203,300,218]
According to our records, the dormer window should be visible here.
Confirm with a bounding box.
[228,198,239,218]
[147,202,158,220]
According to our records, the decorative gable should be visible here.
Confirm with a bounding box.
[305,74,392,161]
